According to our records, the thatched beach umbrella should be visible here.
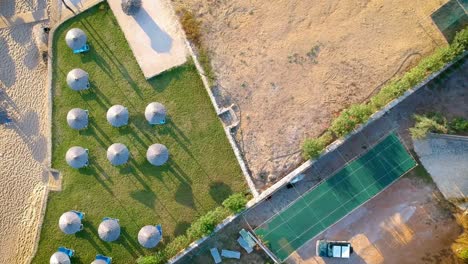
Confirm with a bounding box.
[91,260,107,264]
[65,28,87,50]
[59,211,82,234]
[145,102,166,125]
[67,108,88,130]
[146,144,169,166]
[65,146,88,169]
[98,218,121,242]
[50,252,70,264]
[66,68,89,91]
[107,143,129,166]
[138,225,162,248]
[106,105,129,127]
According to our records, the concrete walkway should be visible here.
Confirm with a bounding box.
[0,9,48,29]
[414,133,468,202]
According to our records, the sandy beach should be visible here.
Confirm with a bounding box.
[0,0,50,263]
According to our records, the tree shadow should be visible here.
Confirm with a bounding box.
[175,183,195,208]
[173,221,191,237]
[0,37,16,87]
[209,182,233,205]
[130,189,156,209]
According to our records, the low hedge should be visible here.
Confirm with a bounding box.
[137,192,250,264]
[302,27,468,159]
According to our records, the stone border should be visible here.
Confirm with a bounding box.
[182,35,259,198]
[28,1,104,262]
[250,50,468,205]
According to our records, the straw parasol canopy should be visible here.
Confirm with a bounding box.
[50,252,71,264]
[146,144,169,166]
[106,105,129,127]
[59,211,82,234]
[91,260,107,264]
[67,108,88,130]
[98,219,121,242]
[145,102,166,125]
[66,68,89,91]
[107,143,129,166]
[138,225,162,248]
[65,28,87,50]
[65,146,88,169]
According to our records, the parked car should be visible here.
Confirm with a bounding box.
[316,240,353,258]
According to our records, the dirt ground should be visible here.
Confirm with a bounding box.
[287,176,463,264]
[171,0,449,189]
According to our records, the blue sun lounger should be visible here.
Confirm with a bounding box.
[71,210,85,220]
[58,246,74,257]
[73,44,90,54]
[221,249,241,259]
[210,248,222,263]
[96,254,112,264]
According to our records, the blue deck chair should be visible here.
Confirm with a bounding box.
[71,210,85,220]
[73,44,90,54]
[103,217,119,222]
[58,246,74,257]
[156,224,162,236]
[96,254,112,264]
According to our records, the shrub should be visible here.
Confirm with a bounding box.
[177,8,202,46]
[449,117,468,133]
[121,0,141,16]
[302,138,325,160]
[330,104,373,137]
[458,248,468,261]
[186,207,229,240]
[410,114,448,139]
[137,253,167,264]
[222,193,248,213]
[164,235,190,257]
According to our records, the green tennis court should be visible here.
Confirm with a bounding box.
[254,133,416,261]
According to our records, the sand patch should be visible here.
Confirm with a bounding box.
[107,0,188,79]
[0,1,50,262]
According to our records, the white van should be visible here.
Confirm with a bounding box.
[316,240,353,258]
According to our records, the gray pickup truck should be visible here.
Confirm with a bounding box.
[316,240,353,258]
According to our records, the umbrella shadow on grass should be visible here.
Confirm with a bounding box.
[75,228,109,254]
[119,227,145,257]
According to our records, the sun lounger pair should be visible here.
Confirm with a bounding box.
[237,229,257,253]
[58,246,74,257]
[210,248,241,263]
[95,254,112,264]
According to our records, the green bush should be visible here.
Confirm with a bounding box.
[410,114,448,139]
[164,235,190,257]
[449,117,468,133]
[187,207,229,240]
[330,104,373,137]
[222,193,248,213]
[302,131,334,160]
[458,248,468,261]
[137,253,167,264]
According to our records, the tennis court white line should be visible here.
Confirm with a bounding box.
[255,135,402,234]
[272,155,415,256]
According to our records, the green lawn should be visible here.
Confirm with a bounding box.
[32,4,246,263]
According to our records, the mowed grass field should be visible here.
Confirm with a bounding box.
[32,4,246,263]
